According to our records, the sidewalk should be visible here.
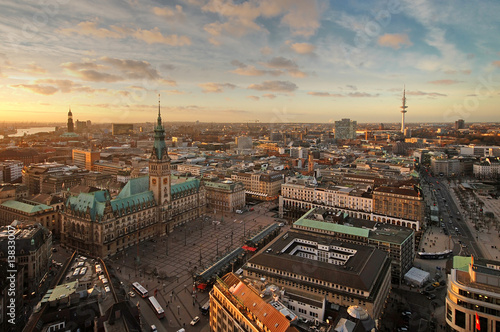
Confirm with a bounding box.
[446,181,500,260]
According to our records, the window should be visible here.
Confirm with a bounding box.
[455,309,465,329]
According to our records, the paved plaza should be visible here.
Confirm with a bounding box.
[107,202,281,331]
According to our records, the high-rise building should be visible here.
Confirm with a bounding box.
[72,149,100,171]
[334,118,357,140]
[455,119,465,131]
[67,108,74,133]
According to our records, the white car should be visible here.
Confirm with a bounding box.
[104,285,111,293]
[190,316,200,326]
[128,291,136,298]
[101,278,108,284]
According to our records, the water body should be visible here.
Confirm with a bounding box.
[0,127,56,139]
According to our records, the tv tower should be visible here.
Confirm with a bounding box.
[400,86,408,133]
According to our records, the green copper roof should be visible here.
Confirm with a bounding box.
[67,184,155,222]
[1,200,53,214]
[171,177,200,194]
[151,103,168,160]
[117,176,149,199]
[67,191,108,222]
[204,181,236,191]
[294,209,370,238]
[453,256,471,272]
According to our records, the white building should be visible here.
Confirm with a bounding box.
[473,158,500,179]
[446,256,500,331]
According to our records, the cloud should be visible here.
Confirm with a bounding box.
[201,0,320,41]
[133,28,191,45]
[378,33,412,49]
[247,80,297,92]
[290,42,315,54]
[263,56,307,77]
[262,94,276,99]
[493,61,500,68]
[22,63,47,75]
[199,82,237,93]
[11,84,58,95]
[59,21,125,39]
[101,57,161,80]
[10,79,106,95]
[428,79,462,85]
[62,62,123,82]
[247,95,259,101]
[261,46,273,55]
[152,5,185,21]
[60,20,190,46]
[307,91,343,97]
[163,90,186,95]
[62,58,173,84]
[347,92,379,97]
[406,90,447,97]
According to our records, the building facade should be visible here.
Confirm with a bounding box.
[205,181,245,213]
[334,118,357,140]
[372,186,425,224]
[473,158,500,179]
[280,177,422,231]
[61,106,206,258]
[231,171,283,201]
[72,149,100,171]
[446,256,500,332]
[210,273,296,332]
[0,160,23,183]
[0,222,52,298]
[22,162,79,195]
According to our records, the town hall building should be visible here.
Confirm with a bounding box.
[61,104,206,258]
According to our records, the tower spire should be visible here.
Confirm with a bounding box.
[400,85,408,134]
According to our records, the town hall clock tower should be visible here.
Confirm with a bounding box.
[149,97,171,206]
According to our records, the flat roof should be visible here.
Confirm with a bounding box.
[247,230,388,292]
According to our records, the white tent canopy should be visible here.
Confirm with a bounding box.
[404,267,430,287]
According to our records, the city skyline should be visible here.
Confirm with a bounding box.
[1,0,500,124]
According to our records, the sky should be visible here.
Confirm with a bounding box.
[1,0,500,124]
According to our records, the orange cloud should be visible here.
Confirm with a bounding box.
[428,79,462,85]
[378,33,412,49]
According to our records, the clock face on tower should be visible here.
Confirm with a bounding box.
[163,178,168,184]
[152,179,157,185]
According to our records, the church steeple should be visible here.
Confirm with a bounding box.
[67,107,74,133]
[151,95,169,161]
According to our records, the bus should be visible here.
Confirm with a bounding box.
[200,300,210,315]
[132,282,148,298]
[147,296,165,319]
